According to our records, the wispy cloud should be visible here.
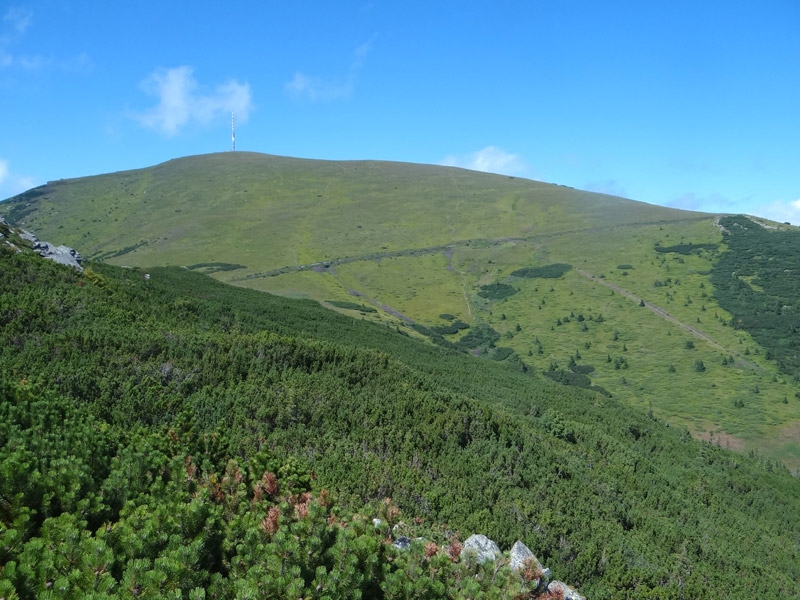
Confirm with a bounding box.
[286,36,375,102]
[0,158,36,200]
[133,66,252,137]
[441,146,528,177]
[3,7,31,36]
[583,180,629,198]
[0,7,32,68]
[285,72,352,102]
[668,192,800,224]
[751,198,800,225]
[1,7,91,73]
[667,192,736,213]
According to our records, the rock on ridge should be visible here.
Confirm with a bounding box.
[379,525,581,596]
[462,534,502,564]
[509,540,534,571]
[19,227,83,272]
[34,241,83,272]
[509,540,550,583]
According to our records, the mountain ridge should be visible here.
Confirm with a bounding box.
[1,152,709,271]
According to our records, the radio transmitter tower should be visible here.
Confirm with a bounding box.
[231,111,236,152]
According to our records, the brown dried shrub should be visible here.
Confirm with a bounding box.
[521,557,544,583]
[445,535,462,562]
[424,541,439,559]
[262,471,279,496]
[294,501,309,520]
[261,505,280,536]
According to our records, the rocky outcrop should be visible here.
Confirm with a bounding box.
[509,540,535,571]
[391,531,576,596]
[2,222,84,271]
[459,535,575,597]
[392,536,412,550]
[32,240,83,271]
[509,540,551,586]
[462,534,502,564]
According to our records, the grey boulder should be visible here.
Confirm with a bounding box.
[462,534,501,564]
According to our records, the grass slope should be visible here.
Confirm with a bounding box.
[3,152,697,274]
[4,153,800,466]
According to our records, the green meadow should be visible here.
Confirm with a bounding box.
[6,152,800,467]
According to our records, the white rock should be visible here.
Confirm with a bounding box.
[462,534,501,564]
[509,540,536,571]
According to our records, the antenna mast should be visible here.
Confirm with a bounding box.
[231,111,236,152]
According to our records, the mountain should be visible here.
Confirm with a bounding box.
[2,224,800,597]
[3,152,695,273]
[4,152,800,469]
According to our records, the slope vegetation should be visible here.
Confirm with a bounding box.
[4,152,691,273]
[2,242,800,597]
[4,153,800,467]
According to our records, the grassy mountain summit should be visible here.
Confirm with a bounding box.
[5,152,800,467]
[5,152,695,273]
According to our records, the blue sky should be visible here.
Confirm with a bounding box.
[1,1,799,222]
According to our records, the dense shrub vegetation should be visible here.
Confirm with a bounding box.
[185,262,247,273]
[654,242,718,255]
[510,264,572,279]
[0,381,561,600]
[430,320,470,335]
[453,323,502,351]
[326,299,378,313]
[711,216,800,381]
[3,245,800,597]
[477,283,518,300]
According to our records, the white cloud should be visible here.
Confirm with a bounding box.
[134,66,252,137]
[285,72,352,102]
[286,36,375,103]
[0,158,36,200]
[441,146,528,177]
[751,198,800,225]
[664,192,800,224]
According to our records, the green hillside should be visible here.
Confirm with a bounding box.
[4,152,800,468]
[4,152,691,272]
[3,234,800,598]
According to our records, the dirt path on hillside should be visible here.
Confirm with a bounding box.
[461,276,473,319]
[237,216,711,282]
[327,266,416,324]
[235,215,726,341]
[574,268,757,368]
